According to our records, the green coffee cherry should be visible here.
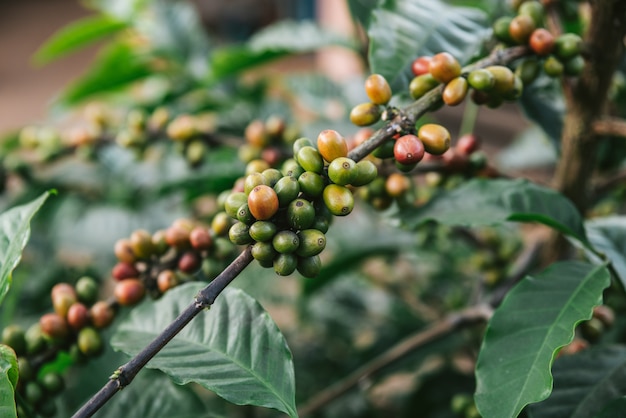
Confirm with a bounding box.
[25,323,46,355]
[328,157,357,186]
[564,55,584,76]
[236,203,255,225]
[39,371,64,395]
[272,230,300,254]
[493,16,514,43]
[467,69,495,91]
[77,327,103,357]
[555,33,583,60]
[2,325,26,355]
[311,215,330,234]
[298,171,325,198]
[244,173,268,195]
[292,137,314,155]
[229,222,252,245]
[544,55,564,77]
[518,1,544,27]
[486,66,515,94]
[409,74,439,99]
[287,199,316,230]
[274,176,301,207]
[296,146,324,174]
[297,255,322,278]
[515,58,540,84]
[372,140,395,159]
[224,192,248,219]
[251,241,277,262]
[262,168,282,187]
[249,221,277,242]
[502,76,524,100]
[351,160,378,187]
[25,381,45,406]
[274,254,298,276]
[296,229,326,257]
[75,276,99,305]
[281,159,305,179]
[349,103,382,127]
[323,184,354,216]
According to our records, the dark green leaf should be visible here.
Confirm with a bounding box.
[496,126,557,170]
[596,397,626,418]
[0,192,51,306]
[475,261,611,418]
[368,0,491,90]
[93,370,206,418]
[526,346,626,418]
[347,0,380,28]
[111,284,297,417]
[210,20,354,80]
[585,216,626,288]
[33,15,127,65]
[0,345,18,418]
[401,178,588,245]
[60,42,152,105]
[519,72,565,145]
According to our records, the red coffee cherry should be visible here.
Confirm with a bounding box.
[529,28,555,56]
[394,134,425,165]
[67,303,90,330]
[455,134,481,155]
[114,279,146,306]
[51,283,77,318]
[111,262,139,281]
[189,226,213,250]
[90,301,115,329]
[40,313,69,340]
[178,251,201,273]
[411,56,432,76]
[157,270,180,294]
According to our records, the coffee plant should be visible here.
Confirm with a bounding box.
[1,0,625,417]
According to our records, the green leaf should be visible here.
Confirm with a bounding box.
[0,192,51,306]
[368,0,491,90]
[596,397,626,418]
[33,15,127,65]
[401,178,588,245]
[519,72,564,145]
[210,20,354,80]
[347,0,380,28]
[93,369,206,418]
[60,42,152,105]
[0,345,18,418]
[526,346,626,418]
[584,216,626,287]
[475,261,611,418]
[111,284,298,417]
[496,126,557,170]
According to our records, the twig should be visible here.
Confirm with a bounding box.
[297,305,492,417]
[592,117,626,138]
[71,247,253,418]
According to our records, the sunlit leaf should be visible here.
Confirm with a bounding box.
[111,284,298,417]
[585,216,626,288]
[475,261,611,418]
[0,192,52,306]
[0,345,18,418]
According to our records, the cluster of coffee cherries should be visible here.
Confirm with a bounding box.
[494,0,584,78]
[349,74,393,127]
[238,116,298,168]
[1,276,104,416]
[223,129,377,277]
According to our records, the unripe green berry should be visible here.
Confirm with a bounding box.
[18,357,34,382]
[245,159,270,176]
[281,158,305,179]
[287,199,316,230]
[351,160,378,187]
[292,137,314,155]
[244,173,268,195]
[298,171,326,198]
[77,327,103,357]
[323,184,354,216]
[518,1,544,27]
[274,176,301,207]
[372,140,395,159]
[311,215,330,234]
[25,323,46,355]
[502,75,524,100]
[236,203,255,225]
[554,33,582,60]
[296,146,324,173]
[515,58,540,84]
[543,55,564,77]
[229,221,253,245]
[186,140,206,166]
[486,65,516,94]
[272,230,300,254]
[2,325,26,355]
[564,55,584,76]
[409,74,439,99]
[224,192,248,219]
[467,69,495,91]
[328,157,357,186]
[251,241,277,263]
[249,221,278,242]
[262,168,282,187]
[211,212,233,236]
[349,102,382,127]
[274,254,298,276]
[39,371,64,395]
[296,229,326,257]
[75,276,99,305]
[25,381,45,406]
[297,255,322,278]
[493,16,514,43]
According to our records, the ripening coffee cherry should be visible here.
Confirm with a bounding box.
[90,301,115,329]
[251,241,277,263]
[67,303,90,330]
[509,14,536,44]
[75,276,98,305]
[350,102,382,127]
[40,313,69,340]
[385,173,411,198]
[166,115,196,141]
[274,176,301,207]
[247,185,280,221]
[429,52,462,84]
[211,212,232,237]
[411,56,432,76]
[178,251,201,273]
[296,229,326,257]
[529,28,555,56]
[409,74,440,99]
[296,146,324,173]
[246,159,271,176]
[317,130,348,163]
[297,255,322,278]
[272,230,300,254]
[543,55,564,77]
[518,0,544,27]
[112,262,139,281]
[189,226,212,250]
[114,279,145,306]
[555,33,583,60]
[244,173,268,195]
[418,124,451,155]
[455,133,480,155]
[486,66,516,94]
[2,325,26,355]
[114,238,136,263]
[157,270,180,293]
[328,157,357,186]
[229,221,253,245]
[165,224,191,249]
[287,199,316,230]
[323,184,354,216]
[467,69,495,91]
[394,134,425,165]
[244,119,268,148]
[265,115,286,139]
[77,327,103,357]
[129,229,155,259]
[351,160,378,187]
[298,171,325,198]
[51,283,78,318]
[493,16,514,43]
[274,254,298,276]
[365,74,392,105]
[442,77,469,106]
